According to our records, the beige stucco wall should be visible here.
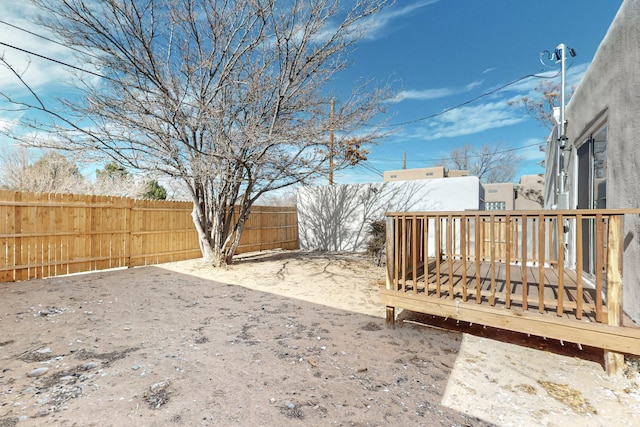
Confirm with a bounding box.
[482,183,514,210]
[515,174,545,210]
[383,166,446,182]
[383,167,470,182]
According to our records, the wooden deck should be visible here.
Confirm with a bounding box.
[390,258,603,322]
[381,209,640,374]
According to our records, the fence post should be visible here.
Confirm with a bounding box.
[385,215,395,329]
[605,214,624,375]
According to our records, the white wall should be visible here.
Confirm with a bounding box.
[297,176,481,252]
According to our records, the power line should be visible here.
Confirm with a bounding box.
[383,70,562,128]
[0,20,99,59]
[357,161,383,177]
[0,40,111,81]
[367,141,544,163]
[1,29,566,132]
[1,30,563,168]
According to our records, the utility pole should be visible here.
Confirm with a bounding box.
[403,151,406,169]
[329,98,335,186]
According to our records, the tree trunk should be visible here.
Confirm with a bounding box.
[191,204,217,263]
[224,216,248,265]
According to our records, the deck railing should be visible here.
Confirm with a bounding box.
[385,209,629,323]
[383,209,640,373]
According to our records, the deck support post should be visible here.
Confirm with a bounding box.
[385,216,396,330]
[385,216,395,291]
[605,214,624,376]
[386,306,395,329]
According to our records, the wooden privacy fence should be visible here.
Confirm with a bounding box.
[0,190,298,283]
[381,209,640,374]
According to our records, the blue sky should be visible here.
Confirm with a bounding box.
[0,0,624,185]
[330,0,623,183]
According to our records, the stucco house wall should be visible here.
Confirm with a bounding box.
[544,0,640,323]
[297,176,481,253]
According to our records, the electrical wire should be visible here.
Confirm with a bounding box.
[0,20,99,59]
[0,22,563,168]
[384,70,561,128]
[0,40,110,81]
[1,23,567,134]
[356,161,384,177]
[367,141,545,163]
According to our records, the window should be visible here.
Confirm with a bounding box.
[485,201,506,211]
[577,123,607,276]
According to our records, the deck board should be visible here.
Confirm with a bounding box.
[403,258,602,322]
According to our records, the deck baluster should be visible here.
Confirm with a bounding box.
[556,214,565,316]
[490,215,496,306]
[461,215,468,302]
[401,215,407,292]
[595,214,604,322]
[423,215,429,295]
[412,215,418,294]
[521,214,528,311]
[475,214,481,303]
[505,214,512,309]
[435,215,441,297]
[538,214,545,313]
[447,215,454,299]
[575,215,583,319]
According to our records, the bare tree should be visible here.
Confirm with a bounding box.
[0,147,87,193]
[438,143,521,183]
[507,80,563,130]
[92,162,143,197]
[0,147,31,190]
[1,0,390,266]
[508,79,576,158]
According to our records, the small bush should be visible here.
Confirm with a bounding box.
[366,219,386,266]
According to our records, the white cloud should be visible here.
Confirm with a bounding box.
[0,116,20,133]
[389,80,482,103]
[410,101,526,140]
[0,3,87,95]
[519,137,547,161]
[500,62,590,96]
[360,0,439,41]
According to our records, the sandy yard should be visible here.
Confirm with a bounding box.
[0,250,639,426]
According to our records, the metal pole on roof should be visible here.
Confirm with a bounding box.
[557,43,567,208]
[558,43,566,147]
[554,43,575,209]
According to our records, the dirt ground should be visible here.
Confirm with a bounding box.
[0,250,639,426]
